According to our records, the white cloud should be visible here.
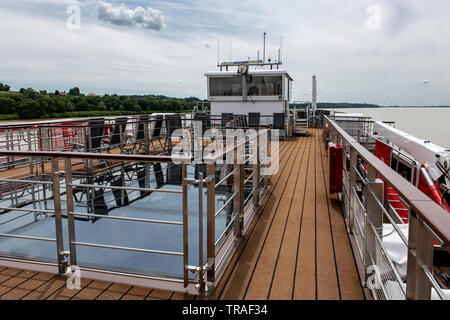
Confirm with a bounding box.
[97,1,165,31]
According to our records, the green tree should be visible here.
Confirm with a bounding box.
[122,98,141,112]
[0,97,16,113]
[17,99,41,119]
[68,87,80,96]
[0,83,11,92]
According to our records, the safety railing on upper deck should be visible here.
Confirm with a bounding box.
[324,115,450,300]
[0,120,274,295]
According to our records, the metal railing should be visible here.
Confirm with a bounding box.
[0,125,271,295]
[325,115,450,300]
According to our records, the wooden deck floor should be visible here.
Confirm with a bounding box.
[0,128,364,300]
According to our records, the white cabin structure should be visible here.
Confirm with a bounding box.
[205,69,293,118]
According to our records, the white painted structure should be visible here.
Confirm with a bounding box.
[205,69,293,118]
[312,75,317,114]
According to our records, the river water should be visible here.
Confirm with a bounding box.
[332,108,450,149]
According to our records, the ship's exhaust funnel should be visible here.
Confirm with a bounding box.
[312,75,317,115]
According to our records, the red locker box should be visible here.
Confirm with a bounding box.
[329,143,343,194]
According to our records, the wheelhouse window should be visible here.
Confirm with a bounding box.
[247,75,282,96]
[210,77,243,96]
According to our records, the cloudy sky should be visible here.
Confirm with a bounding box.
[1,0,449,105]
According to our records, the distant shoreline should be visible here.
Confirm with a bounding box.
[314,103,450,109]
[320,106,450,109]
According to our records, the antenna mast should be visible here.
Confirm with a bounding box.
[216,32,281,70]
[217,39,220,65]
[312,75,318,115]
[263,32,267,63]
[280,34,283,63]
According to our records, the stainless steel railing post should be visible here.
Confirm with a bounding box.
[6,129,11,168]
[206,163,216,282]
[197,172,205,291]
[233,147,244,237]
[144,120,150,155]
[27,128,33,174]
[362,164,382,281]
[51,158,67,274]
[348,148,357,234]
[254,133,261,207]
[364,172,384,284]
[64,157,77,266]
[182,163,189,288]
[406,211,434,300]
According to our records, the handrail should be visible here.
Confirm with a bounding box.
[0,150,189,163]
[325,115,450,246]
[202,129,266,162]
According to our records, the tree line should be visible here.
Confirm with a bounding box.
[0,84,204,119]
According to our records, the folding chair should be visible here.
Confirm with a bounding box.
[221,113,234,128]
[248,112,261,128]
[149,115,166,154]
[105,117,128,152]
[166,114,182,152]
[273,113,287,140]
[234,115,248,128]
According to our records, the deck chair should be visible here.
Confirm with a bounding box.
[111,176,129,207]
[128,115,160,154]
[234,115,248,128]
[221,113,234,128]
[248,113,261,128]
[133,115,149,153]
[87,118,105,152]
[71,118,109,207]
[193,113,213,153]
[273,113,287,140]
[90,189,108,223]
[153,163,165,189]
[194,113,211,134]
[149,115,166,154]
[70,118,105,152]
[166,164,183,185]
[166,114,182,151]
[105,117,128,152]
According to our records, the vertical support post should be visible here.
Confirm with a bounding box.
[86,126,94,213]
[144,120,150,155]
[197,172,205,291]
[119,124,126,204]
[51,158,66,274]
[38,127,45,175]
[348,148,357,233]
[27,128,33,174]
[64,158,77,266]
[206,163,216,282]
[253,133,261,207]
[406,211,433,300]
[363,164,384,283]
[49,128,54,151]
[182,164,189,288]
[6,129,11,168]
[233,152,244,236]
[357,125,361,144]
[10,130,15,165]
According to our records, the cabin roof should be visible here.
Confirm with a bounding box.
[205,69,294,81]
